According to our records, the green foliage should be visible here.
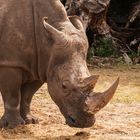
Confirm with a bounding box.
[128,51,138,59]
[92,38,116,57]
[87,47,95,61]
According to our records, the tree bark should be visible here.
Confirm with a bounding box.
[61,0,140,64]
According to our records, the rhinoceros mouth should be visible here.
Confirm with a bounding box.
[65,115,95,128]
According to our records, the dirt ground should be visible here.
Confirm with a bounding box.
[0,66,140,140]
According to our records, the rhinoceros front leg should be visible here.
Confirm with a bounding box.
[0,67,25,129]
[20,81,43,124]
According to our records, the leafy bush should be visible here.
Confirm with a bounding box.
[91,38,117,57]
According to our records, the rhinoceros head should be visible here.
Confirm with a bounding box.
[43,16,119,128]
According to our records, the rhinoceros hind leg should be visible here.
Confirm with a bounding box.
[20,81,43,124]
[0,67,24,129]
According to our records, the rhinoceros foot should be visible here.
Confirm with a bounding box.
[22,113,39,124]
[0,114,25,129]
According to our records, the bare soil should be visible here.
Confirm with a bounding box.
[0,66,140,140]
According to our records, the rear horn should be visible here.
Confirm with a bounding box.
[80,75,99,92]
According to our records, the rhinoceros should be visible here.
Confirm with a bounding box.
[0,0,119,129]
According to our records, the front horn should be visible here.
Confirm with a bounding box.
[85,78,119,114]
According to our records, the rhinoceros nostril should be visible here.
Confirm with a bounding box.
[68,116,76,124]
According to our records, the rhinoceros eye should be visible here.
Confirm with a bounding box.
[62,81,69,91]
[62,83,67,90]
[62,80,72,94]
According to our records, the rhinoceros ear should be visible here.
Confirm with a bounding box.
[43,17,63,40]
[68,16,84,31]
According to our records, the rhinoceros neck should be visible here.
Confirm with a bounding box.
[33,0,68,81]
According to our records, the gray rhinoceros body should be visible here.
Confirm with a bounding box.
[0,0,119,129]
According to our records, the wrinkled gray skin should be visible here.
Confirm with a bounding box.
[0,0,119,129]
